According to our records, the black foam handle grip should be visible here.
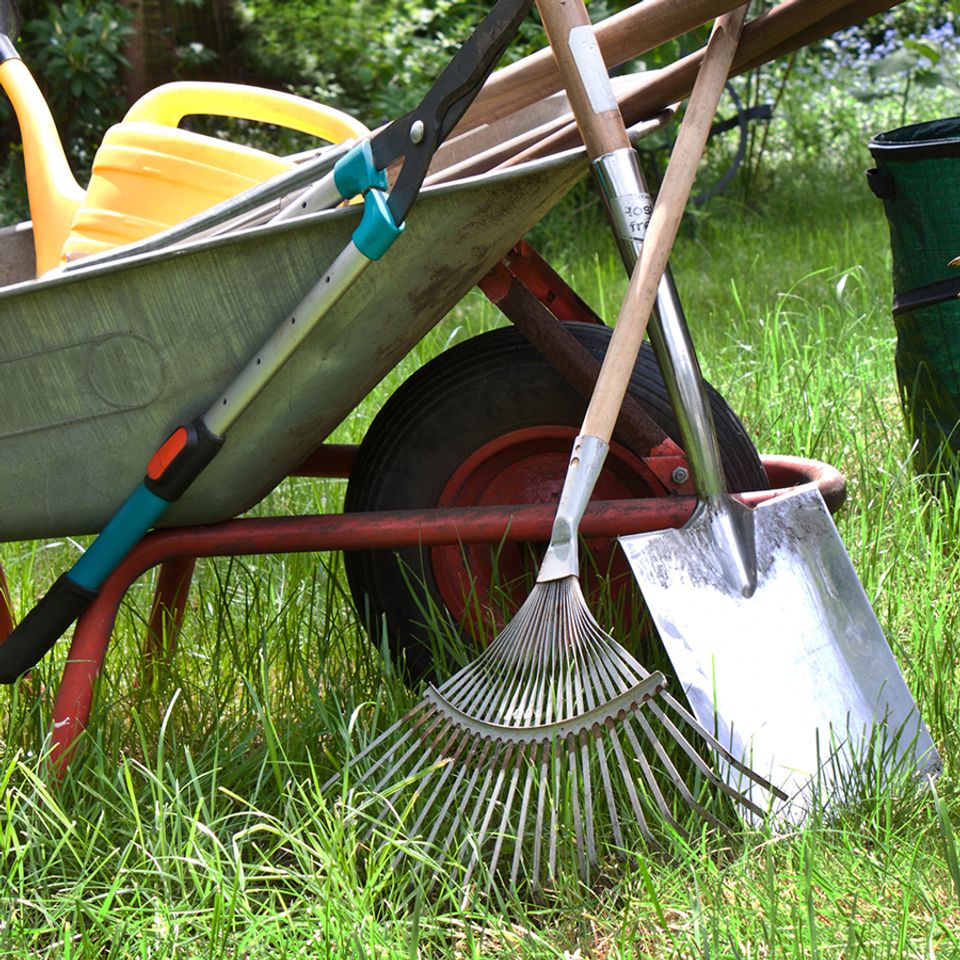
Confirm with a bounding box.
[0,575,97,683]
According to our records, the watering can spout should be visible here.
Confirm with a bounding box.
[0,56,85,274]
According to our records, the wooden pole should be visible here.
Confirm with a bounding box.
[580,6,749,442]
[458,0,744,134]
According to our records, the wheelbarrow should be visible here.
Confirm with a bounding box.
[0,0,911,789]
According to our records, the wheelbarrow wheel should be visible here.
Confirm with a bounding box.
[344,323,766,685]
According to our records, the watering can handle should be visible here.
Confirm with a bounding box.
[123,81,370,144]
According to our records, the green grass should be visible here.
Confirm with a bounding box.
[1,147,959,956]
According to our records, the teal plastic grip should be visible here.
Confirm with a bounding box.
[353,190,403,261]
[333,140,388,199]
[69,484,170,590]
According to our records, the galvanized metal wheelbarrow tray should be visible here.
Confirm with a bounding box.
[0,145,585,543]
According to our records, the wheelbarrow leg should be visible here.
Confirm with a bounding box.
[51,556,195,771]
[145,557,196,682]
[49,592,123,773]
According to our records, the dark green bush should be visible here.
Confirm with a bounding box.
[16,1,132,169]
[234,0,639,126]
[0,0,131,221]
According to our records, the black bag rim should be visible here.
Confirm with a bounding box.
[870,116,960,161]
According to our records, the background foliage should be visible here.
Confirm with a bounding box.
[0,0,957,216]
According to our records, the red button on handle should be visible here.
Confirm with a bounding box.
[147,427,189,481]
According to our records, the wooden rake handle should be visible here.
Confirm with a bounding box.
[583,6,747,442]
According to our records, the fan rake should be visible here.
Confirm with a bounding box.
[335,576,782,893]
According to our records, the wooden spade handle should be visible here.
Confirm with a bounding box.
[580,5,748,442]
[534,0,631,160]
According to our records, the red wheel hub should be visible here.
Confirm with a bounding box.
[433,426,665,644]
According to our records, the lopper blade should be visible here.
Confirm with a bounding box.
[620,486,940,820]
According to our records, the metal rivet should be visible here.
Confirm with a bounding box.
[410,119,425,144]
[671,466,690,484]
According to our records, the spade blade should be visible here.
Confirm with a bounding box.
[620,487,940,818]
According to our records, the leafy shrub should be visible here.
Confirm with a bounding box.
[0,1,132,220]
[17,0,133,170]
[235,0,637,126]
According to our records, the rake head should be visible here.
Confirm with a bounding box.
[332,576,785,896]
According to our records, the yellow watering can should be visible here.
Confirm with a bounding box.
[0,57,370,274]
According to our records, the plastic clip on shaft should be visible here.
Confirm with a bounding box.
[333,139,403,261]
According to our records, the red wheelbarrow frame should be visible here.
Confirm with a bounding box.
[0,451,842,773]
[0,245,846,773]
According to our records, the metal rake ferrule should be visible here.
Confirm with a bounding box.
[537,434,608,582]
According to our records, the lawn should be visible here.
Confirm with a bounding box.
[1,72,959,959]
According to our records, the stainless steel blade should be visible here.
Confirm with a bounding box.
[620,486,941,820]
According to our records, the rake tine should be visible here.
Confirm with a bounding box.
[323,702,422,793]
[434,617,515,712]
[462,587,551,712]
[549,734,561,882]
[621,716,689,839]
[572,615,627,855]
[606,722,659,850]
[644,697,769,819]
[391,724,469,869]
[566,733,589,880]
[368,713,446,798]
[531,738,552,891]
[462,741,516,891]
[510,745,540,888]
[571,613,630,861]
[343,703,436,791]
[473,629,530,717]
[580,615,644,690]
[658,690,787,801]
[594,726,625,851]
[441,658,499,721]
[501,617,544,726]
[565,603,598,873]
[580,626,749,830]
[488,745,527,882]
[423,739,494,897]
[580,734,597,870]
[455,745,504,878]
[631,709,729,833]
[452,739,501,845]
[477,616,541,721]
[363,745,447,850]
[422,736,485,851]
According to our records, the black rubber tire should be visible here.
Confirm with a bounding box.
[344,323,766,684]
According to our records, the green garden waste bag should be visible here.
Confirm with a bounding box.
[869,117,960,479]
